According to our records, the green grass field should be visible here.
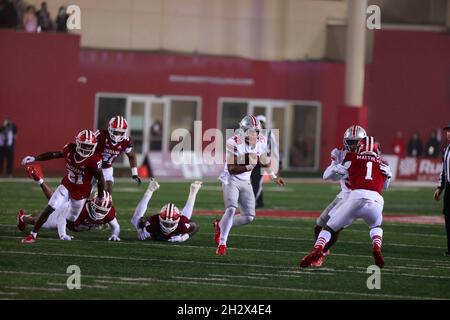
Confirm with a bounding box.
[0,179,449,300]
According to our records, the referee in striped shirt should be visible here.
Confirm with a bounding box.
[434,123,450,256]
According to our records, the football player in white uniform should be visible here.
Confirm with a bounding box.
[214,115,285,255]
[311,125,366,266]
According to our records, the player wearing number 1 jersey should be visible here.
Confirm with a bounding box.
[94,116,140,193]
[300,136,392,268]
[20,130,105,244]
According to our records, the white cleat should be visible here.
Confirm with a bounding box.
[147,179,160,192]
[190,181,203,194]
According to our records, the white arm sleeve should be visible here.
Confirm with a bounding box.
[131,191,154,230]
[323,163,341,181]
[108,218,121,238]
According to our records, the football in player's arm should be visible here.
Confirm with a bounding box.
[131,179,202,243]
[18,166,120,241]
[20,130,105,244]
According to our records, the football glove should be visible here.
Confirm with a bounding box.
[22,156,35,165]
[147,179,160,193]
[380,163,392,179]
[168,234,189,243]
[137,229,151,241]
[334,164,348,177]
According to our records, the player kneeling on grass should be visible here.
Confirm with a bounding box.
[300,136,392,269]
[17,165,121,241]
[214,115,285,256]
[131,179,202,242]
[311,125,367,267]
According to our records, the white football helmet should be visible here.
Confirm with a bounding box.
[108,116,128,143]
[75,130,97,158]
[238,115,261,145]
[89,191,113,221]
[159,203,181,235]
[343,125,367,151]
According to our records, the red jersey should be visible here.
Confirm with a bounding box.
[67,201,116,232]
[343,153,387,195]
[94,129,133,168]
[145,214,191,241]
[61,144,102,200]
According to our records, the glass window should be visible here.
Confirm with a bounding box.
[290,105,319,169]
[272,107,286,157]
[221,102,248,140]
[149,102,164,151]
[130,101,145,153]
[96,97,126,130]
[169,100,198,151]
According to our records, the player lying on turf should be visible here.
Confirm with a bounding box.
[20,130,105,244]
[131,179,202,242]
[17,165,120,241]
[300,136,392,269]
[311,125,367,267]
[94,116,141,193]
[214,115,285,255]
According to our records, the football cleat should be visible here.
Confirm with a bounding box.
[372,245,385,268]
[300,247,323,268]
[21,233,36,244]
[213,219,221,245]
[16,210,27,231]
[216,244,227,255]
[310,250,330,267]
[25,165,43,182]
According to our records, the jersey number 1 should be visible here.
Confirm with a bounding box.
[365,162,373,180]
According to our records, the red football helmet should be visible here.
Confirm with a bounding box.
[357,136,381,157]
[75,129,97,157]
[108,116,128,143]
[159,203,181,235]
[90,191,113,221]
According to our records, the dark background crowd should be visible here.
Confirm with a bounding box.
[392,129,443,158]
[0,0,69,32]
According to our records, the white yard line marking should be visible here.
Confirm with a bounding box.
[1,235,450,266]
[1,269,447,300]
[4,286,63,292]
[208,274,268,280]
[172,276,228,282]
[0,292,18,296]
[46,282,109,289]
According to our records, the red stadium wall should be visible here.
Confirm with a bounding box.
[1,29,449,175]
[367,30,450,152]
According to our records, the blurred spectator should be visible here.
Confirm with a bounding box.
[23,5,37,32]
[55,6,68,32]
[425,130,441,158]
[392,130,406,157]
[0,119,18,177]
[290,137,308,167]
[0,0,18,28]
[407,133,423,157]
[37,2,52,31]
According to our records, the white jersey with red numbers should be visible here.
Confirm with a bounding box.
[219,134,268,183]
[66,201,117,232]
[94,129,133,168]
[61,143,102,200]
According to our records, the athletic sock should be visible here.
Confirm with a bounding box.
[314,230,331,250]
[218,207,236,246]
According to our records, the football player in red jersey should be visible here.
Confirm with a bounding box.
[300,136,392,268]
[131,179,202,242]
[94,116,140,193]
[20,130,105,244]
[311,125,366,267]
[17,166,120,241]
